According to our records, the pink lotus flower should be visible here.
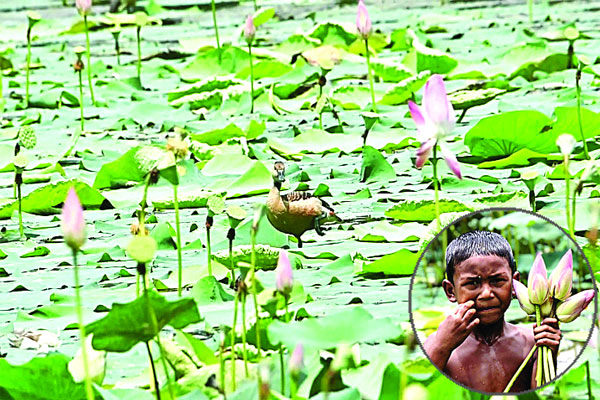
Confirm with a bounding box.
[356,0,372,40]
[244,15,256,44]
[62,188,86,251]
[556,289,595,323]
[76,0,92,16]
[276,250,293,296]
[548,249,573,301]
[289,343,304,376]
[527,252,549,305]
[408,75,462,179]
[513,280,535,314]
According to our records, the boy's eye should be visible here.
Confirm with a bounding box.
[465,281,479,287]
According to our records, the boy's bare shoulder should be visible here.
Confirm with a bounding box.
[506,321,535,346]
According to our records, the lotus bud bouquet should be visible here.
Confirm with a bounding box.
[506,250,595,391]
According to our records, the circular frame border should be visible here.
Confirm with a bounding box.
[408,206,599,396]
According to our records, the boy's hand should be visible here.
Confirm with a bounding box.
[534,318,561,355]
[436,300,480,351]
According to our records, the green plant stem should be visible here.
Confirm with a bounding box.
[535,305,544,387]
[230,291,239,392]
[565,156,573,238]
[207,223,212,276]
[585,361,592,400]
[145,341,161,400]
[279,345,285,394]
[114,36,121,65]
[253,0,257,11]
[503,345,537,392]
[572,185,577,240]
[528,0,533,23]
[141,271,174,400]
[26,26,32,108]
[173,185,183,297]
[73,251,94,400]
[219,339,227,399]
[83,16,95,105]
[16,176,23,240]
[229,236,235,286]
[241,292,249,377]
[210,0,220,50]
[136,26,142,85]
[431,144,441,232]
[249,43,254,113]
[575,68,590,160]
[364,38,376,113]
[137,175,152,298]
[250,228,261,359]
[78,69,84,131]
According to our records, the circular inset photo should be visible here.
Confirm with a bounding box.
[409,208,597,394]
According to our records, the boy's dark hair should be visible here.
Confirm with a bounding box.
[445,231,516,283]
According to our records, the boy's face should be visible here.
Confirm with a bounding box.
[443,254,519,325]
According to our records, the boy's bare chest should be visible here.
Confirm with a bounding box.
[445,335,532,392]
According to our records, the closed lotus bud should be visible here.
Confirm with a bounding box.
[556,290,595,323]
[527,252,549,305]
[276,250,293,296]
[61,188,86,251]
[244,15,256,44]
[513,280,535,315]
[76,0,92,16]
[356,0,372,40]
[68,334,106,385]
[289,343,304,377]
[402,383,428,400]
[540,297,553,317]
[548,249,573,301]
[556,133,576,157]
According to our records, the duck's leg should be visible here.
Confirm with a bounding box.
[314,216,325,236]
[296,236,303,248]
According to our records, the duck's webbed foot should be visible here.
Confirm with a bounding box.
[314,216,325,236]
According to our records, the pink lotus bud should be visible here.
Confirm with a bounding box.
[61,188,86,251]
[556,289,595,323]
[289,343,304,377]
[76,0,92,16]
[548,249,573,301]
[527,252,549,305]
[244,15,256,44]
[356,0,372,40]
[276,250,293,296]
[513,280,535,314]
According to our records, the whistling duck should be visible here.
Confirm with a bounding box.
[266,161,338,248]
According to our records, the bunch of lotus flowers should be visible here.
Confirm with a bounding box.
[511,249,595,387]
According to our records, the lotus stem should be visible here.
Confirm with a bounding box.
[249,43,254,113]
[230,290,239,391]
[25,25,32,108]
[219,337,226,398]
[140,264,174,400]
[279,346,285,393]
[210,0,220,51]
[585,361,592,400]
[241,290,249,376]
[174,185,183,297]
[113,32,121,65]
[228,228,235,286]
[503,345,536,392]
[457,108,467,124]
[250,226,262,360]
[83,16,95,105]
[535,305,544,386]
[136,26,142,85]
[564,155,573,238]
[431,144,441,232]
[73,251,94,400]
[253,0,257,11]
[206,215,213,276]
[575,67,590,160]
[16,172,24,240]
[364,38,376,113]
[78,67,84,132]
[528,0,533,24]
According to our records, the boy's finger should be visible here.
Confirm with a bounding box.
[456,300,474,317]
[541,318,559,327]
[466,317,479,331]
[462,308,477,322]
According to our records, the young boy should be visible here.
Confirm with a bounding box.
[423,231,562,392]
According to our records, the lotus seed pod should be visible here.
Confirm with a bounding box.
[18,126,36,149]
[135,146,167,175]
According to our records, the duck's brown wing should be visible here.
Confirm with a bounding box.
[281,191,314,202]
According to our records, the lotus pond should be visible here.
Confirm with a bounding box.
[0,0,599,399]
